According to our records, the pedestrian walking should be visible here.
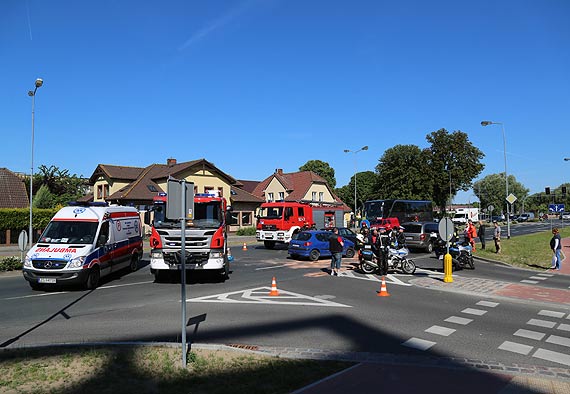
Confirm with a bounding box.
[477,220,486,250]
[329,227,344,276]
[550,228,562,270]
[493,220,501,253]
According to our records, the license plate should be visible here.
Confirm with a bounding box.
[38,277,56,284]
[265,235,273,239]
[364,245,371,249]
[292,244,300,248]
[406,236,413,240]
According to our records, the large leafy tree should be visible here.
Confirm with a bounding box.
[30,165,88,208]
[299,160,336,188]
[473,173,529,216]
[426,129,485,214]
[375,144,432,200]
[335,171,377,214]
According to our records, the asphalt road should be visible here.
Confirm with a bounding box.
[2,239,570,373]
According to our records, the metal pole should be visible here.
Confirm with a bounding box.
[501,123,511,239]
[29,91,35,248]
[180,180,187,367]
[353,154,357,223]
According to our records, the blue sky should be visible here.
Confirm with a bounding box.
[2,0,569,203]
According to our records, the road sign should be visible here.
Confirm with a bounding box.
[18,230,28,252]
[488,205,494,212]
[549,204,565,213]
[438,218,454,242]
[506,193,517,205]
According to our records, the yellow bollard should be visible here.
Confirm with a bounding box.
[443,253,453,283]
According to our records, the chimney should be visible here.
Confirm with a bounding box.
[275,168,283,175]
[167,158,177,166]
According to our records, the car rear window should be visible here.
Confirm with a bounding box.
[424,223,439,233]
[296,232,312,241]
[404,224,422,233]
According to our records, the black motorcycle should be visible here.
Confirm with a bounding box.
[431,234,475,270]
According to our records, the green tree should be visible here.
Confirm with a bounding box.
[32,184,55,209]
[426,129,485,214]
[473,173,529,216]
[375,144,432,200]
[336,171,377,214]
[299,160,336,188]
[34,165,87,206]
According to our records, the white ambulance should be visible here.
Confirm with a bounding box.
[23,202,143,290]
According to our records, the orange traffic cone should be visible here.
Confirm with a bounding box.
[269,276,279,296]
[242,242,247,251]
[377,276,390,297]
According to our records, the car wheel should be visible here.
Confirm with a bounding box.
[85,266,100,290]
[345,248,355,258]
[130,254,140,272]
[309,249,320,261]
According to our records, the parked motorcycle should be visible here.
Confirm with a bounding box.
[359,243,416,274]
[431,234,475,270]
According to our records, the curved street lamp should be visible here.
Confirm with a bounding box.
[28,78,43,248]
[481,120,510,239]
[344,145,368,227]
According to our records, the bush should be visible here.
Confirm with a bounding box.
[0,256,23,272]
[236,226,256,236]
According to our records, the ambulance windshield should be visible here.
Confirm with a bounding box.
[39,221,99,244]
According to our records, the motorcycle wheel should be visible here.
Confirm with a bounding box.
[401,259,416,274]
[360,262,376,274]
[468,256,475,269]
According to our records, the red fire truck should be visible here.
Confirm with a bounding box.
[145,192,232,281]
[256,201,345,249]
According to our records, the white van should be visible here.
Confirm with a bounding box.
[23,202,143,290]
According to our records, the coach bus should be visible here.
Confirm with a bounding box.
[363,199,433,227]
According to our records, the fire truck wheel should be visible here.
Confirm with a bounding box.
[264,241,276,249]
[154,270,169,283]
[85,266,100,290]
[345,248,355,258]
[221,259,230,280]
[309,249,320,261]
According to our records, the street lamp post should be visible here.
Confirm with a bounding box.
[28,78,43,248]
[344,145,368,227]
[564,158,570,161]
[481,120,510,239]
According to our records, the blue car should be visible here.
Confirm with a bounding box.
[288,230,356,261]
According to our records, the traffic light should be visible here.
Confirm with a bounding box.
[563,186,567,195]
[545,187,550,195]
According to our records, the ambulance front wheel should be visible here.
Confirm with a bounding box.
[85,266,100,290]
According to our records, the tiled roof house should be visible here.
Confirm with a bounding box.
[0,168,29,209]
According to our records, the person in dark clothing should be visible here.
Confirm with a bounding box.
[329,227,344,276]
[477,220,486,250]
[376,227,391,275]
[550,228,562,270]
[395,226,406,249]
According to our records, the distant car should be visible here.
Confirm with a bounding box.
[489,216,502,223]
[561,212,570,220]
[288,230,355,261]
[401,221,440,253]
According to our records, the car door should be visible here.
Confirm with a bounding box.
[316,232,332,257]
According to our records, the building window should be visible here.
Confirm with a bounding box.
[241,212,252,226]
[228,213,239,225]
[312,192,317,201]
[104,185,109,198]
[278,192,284,200]
[204,186,215,195]
[319,192,324,201]
[97,185,102,199]
[268,192,274,202]
[218,187,223,197]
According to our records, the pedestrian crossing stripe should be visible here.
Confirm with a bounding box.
[187,287,351,308]
[337,271,412,287]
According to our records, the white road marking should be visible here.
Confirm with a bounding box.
[99,281,154,289]
[536,273,554,277]
[513,329,546,341]
[546,335,570,348]
[529,276,548,280]
[461,308,487,316]
[256,264,290,270]
[444,316,473,325]
[558,324,570,332]
[533,348,570,367]
[499,341,533,355]
[401,337,436,351]
[187,287,351,307]
[520,280,539,284]
[476,301,499,308]
[527,319,557,329]
[338,271,412,287]
[425,325,456,337]
[538,310,566,319]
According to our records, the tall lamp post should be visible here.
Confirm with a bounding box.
[344,145,368,227]
[481,120,510,239]
[28,78,43,248]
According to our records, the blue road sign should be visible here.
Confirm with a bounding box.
[548,204,565,213]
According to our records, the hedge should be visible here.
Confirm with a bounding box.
[0,256,22,272]
[0,208,58,231]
